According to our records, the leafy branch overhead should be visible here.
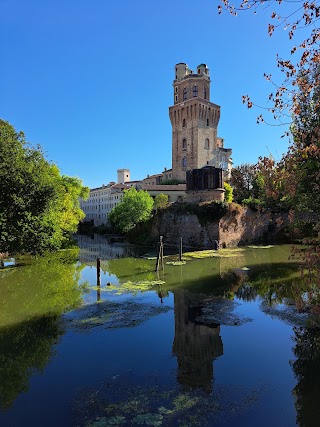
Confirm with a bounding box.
[218,0,320,125]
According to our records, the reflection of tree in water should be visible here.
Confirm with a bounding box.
[172,289,223,393]
[107,257,155,283]
[0,249,85,328]
[0,315,63,410]
[233,263,313,307]
[291,327,320,427]
[0,249,85,409]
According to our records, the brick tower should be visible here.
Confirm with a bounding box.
[169,63,231,182]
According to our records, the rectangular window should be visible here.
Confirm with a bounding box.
[182,158,187,168]
[183,88,187,101]
[193,86,198,97]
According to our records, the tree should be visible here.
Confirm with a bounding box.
[230,163,258,202]
[154,194,169,211]
[256,65,320,220]
[108,187,154,233]
[218,1,320,125]
[0,119,89,254]
[224,182,234,203]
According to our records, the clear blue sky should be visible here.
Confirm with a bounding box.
[0,0,305,188]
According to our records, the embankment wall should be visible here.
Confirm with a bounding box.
[149,204,288,248]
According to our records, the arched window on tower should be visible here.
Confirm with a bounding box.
[193,86,198,97]
[204,87,207,99]
[182,118,186,128]
[182,158,187,168]
[183,88,188,101]
[206,118,209,126]
[182,138,187,151]
[205,138,210,149]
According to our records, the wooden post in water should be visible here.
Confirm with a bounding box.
[96,257,101,301]
[155,236,164,272]
[179,237,183,261]
[160,236,164,270]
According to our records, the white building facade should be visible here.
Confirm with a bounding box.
[80,183,129,227]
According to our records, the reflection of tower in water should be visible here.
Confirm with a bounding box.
[173,289,223,392]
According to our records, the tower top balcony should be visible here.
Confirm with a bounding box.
[174,63,210,81]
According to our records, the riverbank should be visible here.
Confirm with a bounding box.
[127,202,291,249]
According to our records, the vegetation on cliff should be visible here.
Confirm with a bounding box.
[168,201,228,226]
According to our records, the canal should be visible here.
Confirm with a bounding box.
[0,235,319,426]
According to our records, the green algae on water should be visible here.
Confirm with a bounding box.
[183,248,246,259]
[165,261,186,266]
[90,280,165,296]
[247,245,274,249]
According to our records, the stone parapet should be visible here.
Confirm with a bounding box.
[185,189,225,203]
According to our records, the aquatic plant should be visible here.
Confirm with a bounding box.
[74,372,262,427]
[183,248,245,259]
[65,300,171,331]
[91,280,165,296]
[165,261,186,266]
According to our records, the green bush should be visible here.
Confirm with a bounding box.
[224,182,233,203]
[242,197,266,210]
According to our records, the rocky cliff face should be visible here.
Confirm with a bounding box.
[150,203,288,249]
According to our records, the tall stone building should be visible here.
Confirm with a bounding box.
[169,63,232,182]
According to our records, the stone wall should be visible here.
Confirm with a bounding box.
[150,209,220,248]
[185,189,225,203]
[150,204,288,249]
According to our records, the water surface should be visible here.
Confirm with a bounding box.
[0,236,319,426]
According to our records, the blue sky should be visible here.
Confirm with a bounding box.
[0,0,305,188]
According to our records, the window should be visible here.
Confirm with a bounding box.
[205,138,209,149]
[204,88,207,99]
[182,118,186,128]
[182,138,187,150]
[175,95,178,102]
[175,87,178,93]
[206,118,209,126]
[182,158,187,168]
[193,86,198,97]
[183,88,187,101]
